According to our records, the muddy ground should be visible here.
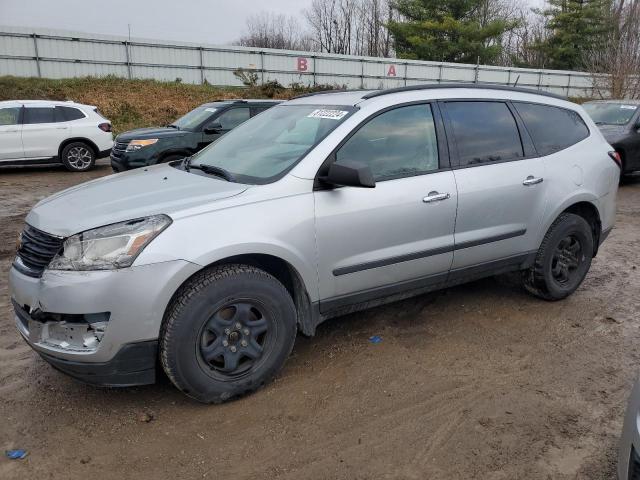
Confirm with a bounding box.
[0,160,639,479]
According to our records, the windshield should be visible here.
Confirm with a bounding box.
[189,104,355,183]
[583,103,638,126]
[172,106,219,130]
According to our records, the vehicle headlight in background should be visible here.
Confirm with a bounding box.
[48,215,172,271]
[126,139,158,152]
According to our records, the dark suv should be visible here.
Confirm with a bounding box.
[110,99,280,171]
[583,100,640,176]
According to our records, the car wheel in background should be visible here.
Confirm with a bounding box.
[522,213,594,301]
[61,142,96,172]
[160,264,297,404]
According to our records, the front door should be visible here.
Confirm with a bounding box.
[440,100,549,271]
[314,103,458,311]
[0,106,23,161]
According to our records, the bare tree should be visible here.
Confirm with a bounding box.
[584,0,640,99]
[237,12,313,51]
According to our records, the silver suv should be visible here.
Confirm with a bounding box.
[10,85,620,403]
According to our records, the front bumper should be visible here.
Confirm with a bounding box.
[9,259,201,384]
[618,377,640,479]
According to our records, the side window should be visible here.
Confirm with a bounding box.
[0,107,20,126]
[335,104,439,181]
[250,106,271,117]
[23,107,56,124]
[513,102,589,156]
[216,108,250,130]
[445,101,524,166]
[56,106,85,121]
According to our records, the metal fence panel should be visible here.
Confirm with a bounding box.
[0,26,603,98]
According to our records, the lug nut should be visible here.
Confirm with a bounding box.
[235,322,242,330]
[230,346,237,352]
[222,340,229,347]
[243,328,250,335]
[224,328,231,335]
[240,340,248,347]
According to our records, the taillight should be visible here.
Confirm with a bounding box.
[608,151,622,168]
[98,122,112,132]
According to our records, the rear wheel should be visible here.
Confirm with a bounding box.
[160,264,297,403]
[522,213,594,300]
[61,142,95,172]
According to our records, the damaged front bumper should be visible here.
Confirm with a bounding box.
[9,259,201,386]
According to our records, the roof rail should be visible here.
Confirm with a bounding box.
[361,83,567,100]
[290,89,357,100]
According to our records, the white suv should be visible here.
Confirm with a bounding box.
[0,100,113,171]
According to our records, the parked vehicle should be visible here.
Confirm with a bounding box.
[10,85,619,403]
[583,100,640,177]
[618,376,640,479]
[110,99,280,172]
[0,100,113,171]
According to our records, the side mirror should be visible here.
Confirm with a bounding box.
[634,119,640,131]
[321,161,375,188]
[204,121,223,134]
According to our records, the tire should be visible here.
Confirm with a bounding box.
[61,142,96,172]
[160,264,297,403]
[522,213,594,301]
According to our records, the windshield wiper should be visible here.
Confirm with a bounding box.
[167,124,180,129]
[183,157,234,182]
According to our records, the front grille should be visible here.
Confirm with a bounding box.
[629,446,640,480]
[14,225,64,278]
[111,141,128,157]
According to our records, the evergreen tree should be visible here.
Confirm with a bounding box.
[387,0,519,64]
[536,0,613,70]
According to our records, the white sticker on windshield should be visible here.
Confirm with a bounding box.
[307,109,349,120]
[620,105,637,110]
[205,108,218,113]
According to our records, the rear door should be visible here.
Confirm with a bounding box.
[0,106,23,161]
[21,105,70,159]
[441,100,548,274]
[314,103,458,310]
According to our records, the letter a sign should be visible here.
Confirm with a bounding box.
[387,65,396,77]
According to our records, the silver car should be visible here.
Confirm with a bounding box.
[619,378,640,479]
[9,85,620,403]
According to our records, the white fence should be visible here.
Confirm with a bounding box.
[0,26,601,97]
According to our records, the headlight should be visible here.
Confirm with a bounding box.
[126,139,158,152]
[48,215,172,271]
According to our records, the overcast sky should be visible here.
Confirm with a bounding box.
[1,0,544,46]
[0,0,308,45]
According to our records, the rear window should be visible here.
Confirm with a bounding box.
[56,106,85,121]
[445,101,524,166]
[514,103,589,156]
[23,107,56,124]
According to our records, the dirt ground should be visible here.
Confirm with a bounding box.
[1,160,639,480]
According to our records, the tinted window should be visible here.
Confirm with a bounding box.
[514,103,589,156]
[217,107,250,130]
[56,106,85,121]
[0,107,20,126]
[336,104,439,181]
[23,107,56,124]
[446,102,523,166]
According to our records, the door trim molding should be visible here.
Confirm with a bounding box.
[332,228,526,276]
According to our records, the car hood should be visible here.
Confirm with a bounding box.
[26,165,248,237]
[597,124,629,142]
[116,127,191,141]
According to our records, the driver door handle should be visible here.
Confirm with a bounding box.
[523,175,544,186]
[423,191,450,203]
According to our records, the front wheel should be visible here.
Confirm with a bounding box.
[61,142,96,171]
[160,264,297,403]
[522,213,594,301]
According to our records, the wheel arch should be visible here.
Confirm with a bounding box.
[542,198,602,257]
[58,137,100,159]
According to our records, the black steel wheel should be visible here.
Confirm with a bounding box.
[523,213,594,300]
[160,264,297,403]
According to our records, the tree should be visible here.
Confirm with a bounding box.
[387,0,520,64]
[237,12,313,51]
[535,0,613,70]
